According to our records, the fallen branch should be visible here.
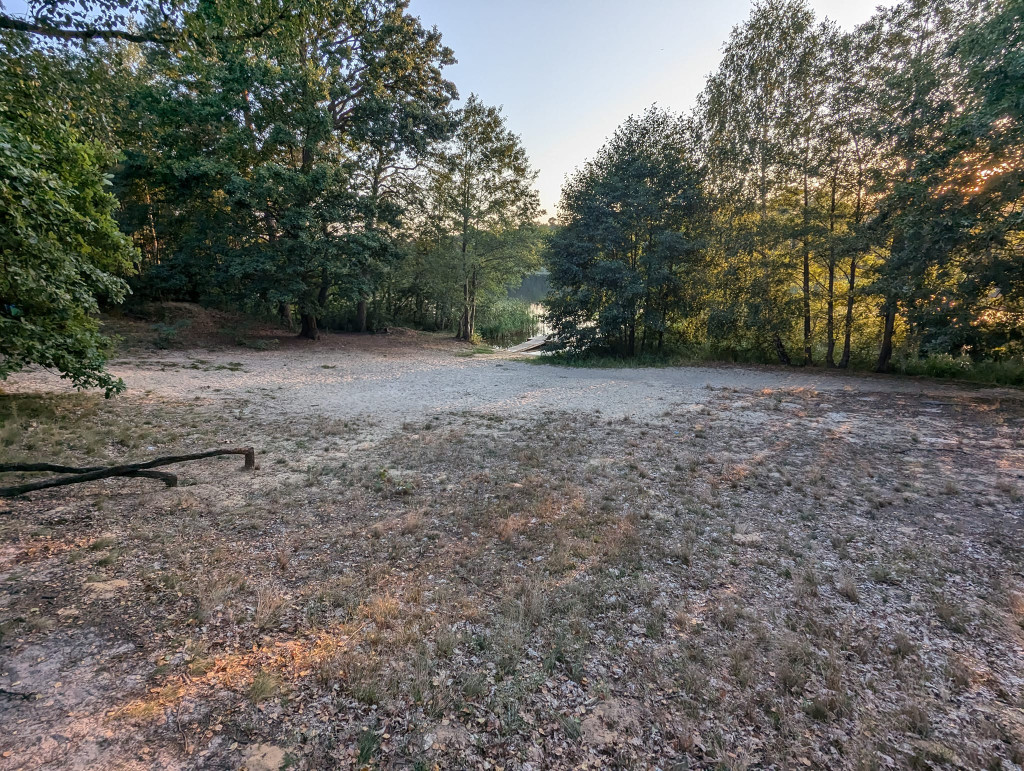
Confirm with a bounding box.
[0,687,37,700]
[0,462,178,487]
[893,446,970,455]
[0,448,255,498]
[1,463,114,473]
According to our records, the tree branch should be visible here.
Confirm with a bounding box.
[0,8,290,46]
[0,14,164,43]
[0,448,255,498]
[0,462,178,488]
[0,688,37,701]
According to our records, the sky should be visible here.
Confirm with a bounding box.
[407,0,896,217]
[5,0,896,214]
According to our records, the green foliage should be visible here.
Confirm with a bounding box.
[475,299,538,347]
[0,0,294,46]
[545,107,707,356]
[540,0,1021,379]
[549,0,1019,376]
[1,0,467,388]
[6,0,1019,387]
[151,320,191,350]
[105,14,540,342]
[411,95,543,340]
[0,34,136,396]
[531,350,699,369]
[893,354,1024,387]
[887,0,1024,361]
[535,345,1024,387]
[695,0,851,366]
[114,0,457,339]
[853,0,977,370]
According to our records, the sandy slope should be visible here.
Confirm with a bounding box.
[5,332,1018,428]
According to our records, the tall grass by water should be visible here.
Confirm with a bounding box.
[477,299,539,347]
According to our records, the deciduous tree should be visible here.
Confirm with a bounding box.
[426,96,542,340]
[0,34,137,395]
[546,108,707,356]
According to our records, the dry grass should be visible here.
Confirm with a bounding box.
[1,376,1023,769]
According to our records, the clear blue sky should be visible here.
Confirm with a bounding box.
[408,0,894,217]
[5,0,894,214]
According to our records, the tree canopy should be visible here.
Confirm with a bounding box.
[0,34,136,395]
[546,108,706,356]
[546,0,1023,373]
[2,0,1021,389]
[420,95,542,341]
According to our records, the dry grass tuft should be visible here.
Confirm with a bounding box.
[363,594,400,629]
[400,508,424,534]
[248,670,281,703]
[255,586,286,630]
[836,574,860,603]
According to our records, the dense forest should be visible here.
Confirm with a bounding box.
[1,0,1022,392]
[0,0,542,394]
[548,0,1024,378]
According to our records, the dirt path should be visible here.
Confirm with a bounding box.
[5,333,1018,429]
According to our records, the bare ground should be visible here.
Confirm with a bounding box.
[2,331,1023,770]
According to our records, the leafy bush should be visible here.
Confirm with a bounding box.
[533,350,696,369]
[894,353,1024,386]
[0,36,136,396]
[152,320,192,349]
[545,107,706,357]
[538,347,1024,388]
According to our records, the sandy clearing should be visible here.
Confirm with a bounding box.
[3,333,1024,770]
[3,333,1018,429]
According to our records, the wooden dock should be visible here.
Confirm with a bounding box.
[505,333,550,353]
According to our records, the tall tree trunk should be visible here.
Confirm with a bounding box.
[279,302,294,331]
[839,257,856,368]
[825,259,836,367]
[305,267,330,337]
[455,171,474,342]
[142,185,160,265]
[356,300,368,333]
[875,303,896,372]
[825,170,839,368]
[840,140,865,370]
[356,151,384,336]
[457,197,472,340]
[458,278,471,340]
[802,168,812,366]
[299,313,319,340]
[297,108,322,342]
[317,267,330,309]
[467,269,478,339]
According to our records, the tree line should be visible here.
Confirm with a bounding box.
[2,0,1021,393]
[1,0,541,394]
[547,0,1023,375]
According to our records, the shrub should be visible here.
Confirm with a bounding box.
[894,353,1024,387]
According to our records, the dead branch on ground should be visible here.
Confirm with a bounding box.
[0,448,256,498]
